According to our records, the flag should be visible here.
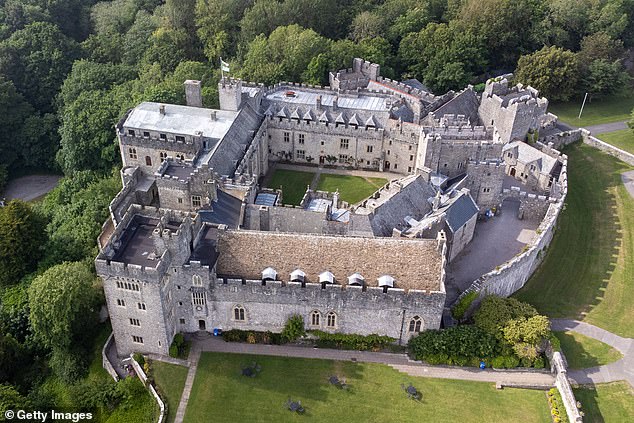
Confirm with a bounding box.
[220,58,230,73]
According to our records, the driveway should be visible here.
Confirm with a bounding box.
[2,174,62,202]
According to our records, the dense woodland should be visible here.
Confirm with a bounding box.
[0,0,633,418]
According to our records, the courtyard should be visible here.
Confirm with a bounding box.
[183,352,550,422]
[445,199,539,304]
[263,164,390,205]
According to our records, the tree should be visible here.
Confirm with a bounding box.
[349,11,383,42]
[0,76,31,172]
[502,315,551,361]
[0,384,29,415]
[581,58,630,99]
[515,45,579,102]
[0,22,80,112]
[28,261,100,351]
[0,201,46,288]
[474,296,538,335]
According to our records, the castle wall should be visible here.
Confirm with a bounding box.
[235,120,269,178]
[582,130,634,166]
[208,279,444,341]
[539,129,582,150]
[448,212,477,262]
[118,133,202,174]
[465,160,505,211]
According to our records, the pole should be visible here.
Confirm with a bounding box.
[220,57,224,81]
[578,92,588,119]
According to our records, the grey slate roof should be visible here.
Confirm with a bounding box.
[198,190,242,228]
[444,193,479,232]
[503,141,559,175]
[206,103,263,177]
[430,88,480,125]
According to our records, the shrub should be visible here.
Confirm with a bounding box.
[133,353,145,367]
[246,332,256,344]
[115,377,146,410]
[474,296,538,335]
[312,331,395,351]
[451,291,479,320]
[409,325,499,363]
[169,345,179,358]
[533,356,546,369]
[491,355,520,369]
[169,333,190,358]
[549,333,562,352]
[281,314,305,342]
[49,348,86,383]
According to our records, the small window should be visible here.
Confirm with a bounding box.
[117,299,125,307]
[283,132,290,143]
[409,145,412,150]
[192,275,203,286]
[367,145,373,153]
[338,154,348,163]
[178,154,185,160]
[389,140,392,145]
[321,141,324,146]
[160,152,167,162]
[483,187,490,193]
[138,302,146,311]
[176,135,185,142]
[132,335,144,344]
[178,301,183,306]
[408,166,412,173]
[530,165,536,171]
[387,150,390,155]
[234,305,245,321]
[180,318,186,324]
[160,133,167,140]
[129,318,141,327]
[409,316,422,333]
[145,156,152,166]
[507,152,513,158]
[326,311,336,328]
[311,310,320,326]
[296,150,305,159]
[340,138,349,149]
[128,148,137,159]
[178,198,183,204]
[410,155,414,161]
[192,195,202,208]
[143,131,150,137]
[298,133,305,145]
[394,164,398,170]
[128,129,135,136]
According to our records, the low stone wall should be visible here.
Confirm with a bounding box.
[102,332,119,381]
[582,129,634,166]
[539,129,582,150]
[130,354,165,423]
[550,351,584,422]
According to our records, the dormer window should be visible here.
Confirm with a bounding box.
[378,275,394,293]
[143,131,150,138]
[347,273,365,286]
[290,269,305,283]
[176,135,185,142]
[262,267,277,281]
[319,271,335,285]
[128,129,135,136]
[160,133,167,140]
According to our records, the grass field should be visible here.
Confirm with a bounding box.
[549,94,634,127]
[553,331,622,370]
[153,361,189,423]
[515,143,634,337]
[574,382,634,422]
[184,352,550,422]
[317,174,387,204]
[597,129,634,155]
[265,169,315,205]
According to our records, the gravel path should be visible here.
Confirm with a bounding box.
[2,174,61,202]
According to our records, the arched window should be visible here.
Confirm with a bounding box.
[192,275,202,286]
[326,311,336,328]
[145,156,152,166]
[310,310,320,326]
[160,152,167,162]
[409,316,422,333]
[233,305,245,321]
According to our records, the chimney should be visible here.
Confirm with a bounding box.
[159,104,166,115]
[184,80,203,107]
[316,95,322,109]
[333,96,338,111]
[211,111,217,121]
[432,190,441,210]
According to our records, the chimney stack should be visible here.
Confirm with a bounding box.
[211,110,217,121]
[184,80,203,107]
[316,95,322,109]
[333,96,338,111]
[159,104,166,115]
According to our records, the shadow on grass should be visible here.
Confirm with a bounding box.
[573,386,605,423]
[515,143,631,321]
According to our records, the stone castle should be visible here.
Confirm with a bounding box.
[96,58,567,356]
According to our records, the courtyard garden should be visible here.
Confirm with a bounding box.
[316,174,387,204]
[152,361,189,423]
[183,352,550,422]
[264,169,315,205]
[515,143,634,337]
[596,129,634,155]
[574,382,634,423]
[552,331,622,370]
[549,93,634,127]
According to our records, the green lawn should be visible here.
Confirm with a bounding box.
[265,169,315,205]
[550,94,634,127]
[184,352,550,422]
[553,331,622,370]
[515,143,634,337]
[153,361,189,423]
[316,174,387,204]
[574,382,634,423]
[597,129,634,155]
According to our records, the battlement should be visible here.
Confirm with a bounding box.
[373,77,436,102]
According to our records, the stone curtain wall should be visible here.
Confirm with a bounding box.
[453,155,568,306]
[130,354,165,423]
[540,129,582,150]
[582,129,634,166]
[547,348,584,422]
[102,332,119,381]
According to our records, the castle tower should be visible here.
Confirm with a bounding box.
[218,78,242,111]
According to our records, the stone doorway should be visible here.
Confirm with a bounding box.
[510,167,516,177]
[384,161,390,170]
[319,156,325,165]
[198,320,206,331]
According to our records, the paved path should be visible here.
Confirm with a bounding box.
[556,120,628,135]
[174,344,201,423]
[551,319,634,387]
[2,174,61,202]
[193,336,555,386]
[622,170,634,199]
